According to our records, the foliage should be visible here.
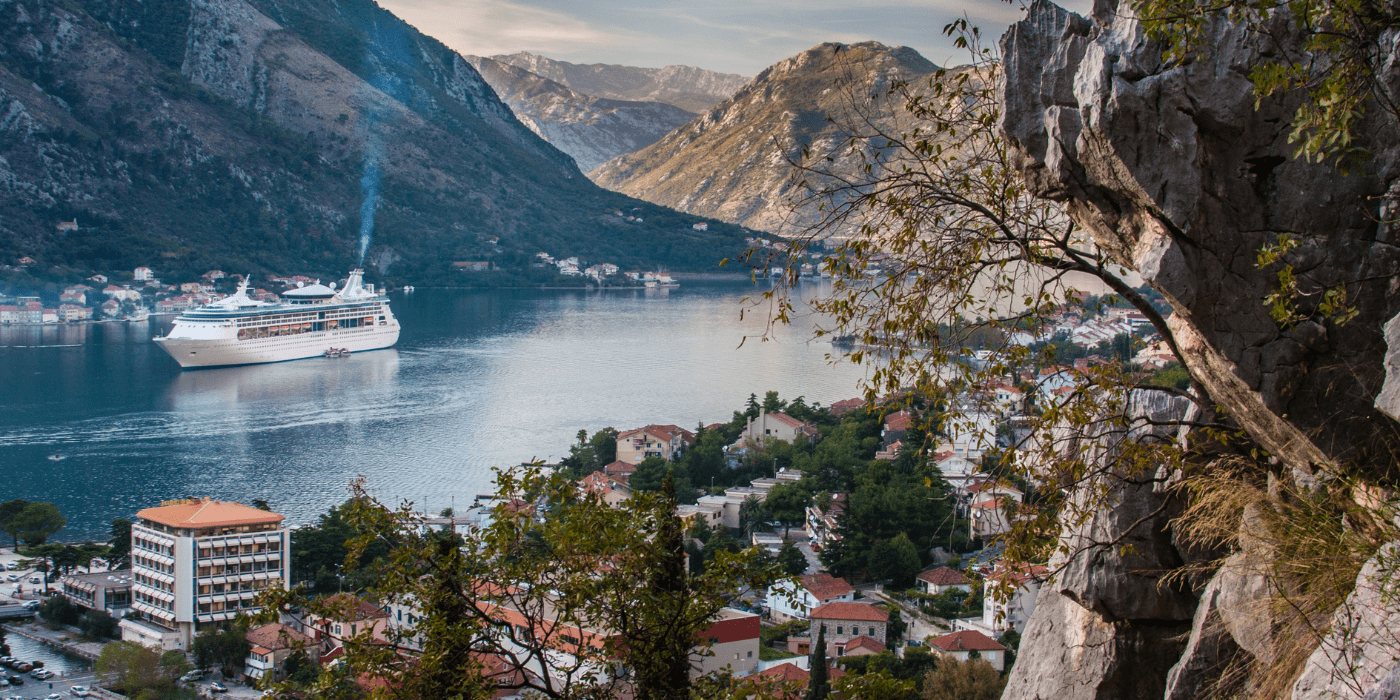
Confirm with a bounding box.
[833,670,918,700]
[777,541,809,576]
[819,462,961,580]
[290,500,390,592]
[39,594,82,627]
[7,502,65,546]
[253,470,778,700]
[868,534,923,589]
[806,625,829,700]
[765,484,812,538]
[191,622,251,676]
[96,641,186,696]
[80,610,121,639]
[919,658,1005,700]
[0,500,29,549]
[761,619,810,646]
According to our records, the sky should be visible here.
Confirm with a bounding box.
[374,0,1091,77]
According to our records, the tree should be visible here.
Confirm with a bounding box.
[807,624,829,700]
[778,541,808,576]
[920,658,1005,700]
[107,518,133,569]
[252,499,272,511]
[39,594,81,627]
[868,534,922,589]
[833,670,917,700]
[0,500,29,550]
[9,502,64,546]
[765,483,810,538]
[80,610,121,639]
[96,641,174,696]
[629,456,672,493]
[191,623,250,676]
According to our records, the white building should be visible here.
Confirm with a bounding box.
[134,267,154,281]
[119,499,291,651]
[766,573,855,622]
[982,565,1046,633]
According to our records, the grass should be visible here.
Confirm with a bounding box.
[759,645,797,661]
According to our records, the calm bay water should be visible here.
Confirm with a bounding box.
[0,279,871,540]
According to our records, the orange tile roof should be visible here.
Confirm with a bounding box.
[930,629,1005,652]
[245,622,311,651]
[916,567,968,586]
[800,573,854,602]
[137,499,284,529]
[884,410,913,432]
[844,635,886,653]
[809,601,889,622]
[319,593,390,621]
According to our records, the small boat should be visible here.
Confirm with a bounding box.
[324,348,351,358]
[403,285,415,292]
[47,454,65,462]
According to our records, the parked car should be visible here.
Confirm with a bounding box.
[4,575,16,583]
[15,663,33,673]
[5,674,22,685]
[46,694,64,700]
[6,562,21,570]
[26,577,39,585]
[180,670,204,682]
[69,685,89,697]
[32,669,54,679]
[31,660,44,668]
[209,681,228,693]
[22,601,40,611]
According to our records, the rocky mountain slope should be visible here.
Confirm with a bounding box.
[488,52,747,114]
[588,42,942,235]
[998,1,1400,698]
[463,55,696,173]
[0,0,744,285]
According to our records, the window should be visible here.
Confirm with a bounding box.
[836,626,843,635]
[747,651,753,658]
[869,627,876,636]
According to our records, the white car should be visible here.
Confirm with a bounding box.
[70,685,90,697]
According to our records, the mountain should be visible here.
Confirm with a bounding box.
[589,42,943,235]
[0,0,744,286]
[488,53,748,115]
[463,56,697,173]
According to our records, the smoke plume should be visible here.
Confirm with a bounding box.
[358,136,381,267]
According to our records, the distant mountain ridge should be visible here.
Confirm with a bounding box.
[488,52,749,114]
[589,42,943,235]
[464,55,697,173]
[0,0,744,285]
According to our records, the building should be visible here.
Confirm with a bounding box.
[738,410,818,446]
[0,306,17,324]
[119,498,291,651]
[300,593,391,657]
[928,630,1007,671]
[58,304,92,322]
[601,461,636,485]
[828,398,865,417]
[59,291,86,305]
[694,487,768,529]
[842,635,886,657]
[577,472,632,508]
[61,570,133,618]
[916,567,972,596]
[795,602,888,657]
[805,494,846,550]
[766,573,855,622]
[615,424,695,465]
[244,622,316,683]
[88,274,107,283]
[56,219,79,233]
[982,565,1046,633]
[134,267,153,281]
[693,608,760,677]
[41,308,57,323]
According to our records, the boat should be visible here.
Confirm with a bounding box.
[153,269,399,369]
[127,309,150,322]
[46,454,64,462]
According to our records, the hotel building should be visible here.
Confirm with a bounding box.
[119,498,291,650]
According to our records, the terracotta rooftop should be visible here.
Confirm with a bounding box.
[800,573,854,602]
[829,398,865,416]
[884,410,914,432]
[930,629,1006,653]
[137,499,284,529]
[809,601,889,622]
[844,635,886,653]
[319,593,390,621]
[245,622,311,651]
[602,460,637,474]
[618,424,696,444]
[916,567,968,586]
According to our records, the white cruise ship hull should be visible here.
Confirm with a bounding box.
[155,325,400,368]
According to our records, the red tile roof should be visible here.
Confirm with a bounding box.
[844,635,886,653]
[618,424,696,445]
[829,398,865,416]
[809,601,889,622]
[756,662,809,683]
[602,460,637,474]
[884,410,913,432]
[916,567,968,586]
[319,593,390,621]
[930,630,1005,653]
[800,573,854,602]
[245,622,311,651]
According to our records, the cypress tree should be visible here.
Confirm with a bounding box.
[806,624,829,700]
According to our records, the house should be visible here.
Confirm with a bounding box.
[694,487,768,529]
[795,602,888,658]
[969,498,1012,539]
[766,573,855,622]
[16,256,35,266]
[882,410,914,437]
[692,222,708,231]
[59,291,86,305]
[56,219,79,233]
[88,274,107,283]
[300,593,391,656]
[41,308,57,323]
[101,300,121,317]
[915,567,971,596]
[577,472,632,508]
[753,661,846,698]
[738,410,818,446]
[842,635,886,657]
[134,267,153,281]
[963,479,1024,504]
[990,384,1026,414]
[928,630,1007,671]
[805,493,846,550]
[244,622,316,683]
[204,270,225,280]
[0,306,16,324]
[58,304,91,321]
[982,564,1046,633]
[19,302,41,324]
[874,440,902,461]
[828,398,865,417]
[179,282,203,293]
[601,460,636,485]
[61,569,133,618]
[615,424,695,465]
[693,608,760,677]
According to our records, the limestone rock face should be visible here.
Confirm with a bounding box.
[1000,0,1400,481]
[1377,313,1400,423]
[1291,543,1400,700]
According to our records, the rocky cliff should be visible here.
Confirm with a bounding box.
[997,0,1400,697]
[463,55,696,173]
[589,42,941,234]
[487,52,747,115]
[0,0,745,284]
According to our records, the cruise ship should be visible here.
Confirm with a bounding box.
[153,269,399,368]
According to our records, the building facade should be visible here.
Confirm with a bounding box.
[615,424,694,464]
[766,573,855,622]
[119,499,290,651]
[61,570,133,618]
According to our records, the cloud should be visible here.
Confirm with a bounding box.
[377,0,634,57]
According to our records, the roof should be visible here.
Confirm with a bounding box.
[809,601,889,622]
[281,283,335,297]
[245,623,311,651]
[137,499,284,529]
[844,635,886,653]
[618,424,694,444]
[767,412,807,429]
[756,662,809,683]
[800,573,854,602]
[579,472,630,495]
[602,460,637,474]
[916,567,968,586]
[884,410,913,432]
[930,630,1006,653]
[318,593,390,621]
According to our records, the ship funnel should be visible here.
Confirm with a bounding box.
[344,269,365,294]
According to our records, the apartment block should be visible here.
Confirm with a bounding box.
[119,498,290,651]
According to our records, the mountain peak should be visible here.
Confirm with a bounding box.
[487,52,749,114]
